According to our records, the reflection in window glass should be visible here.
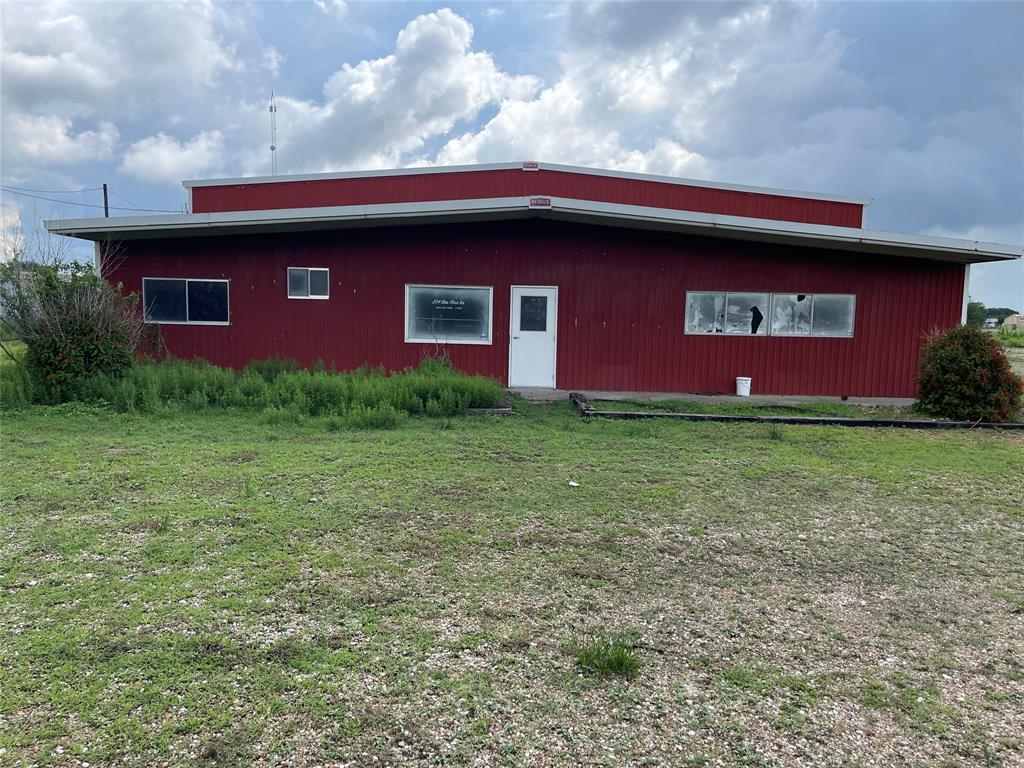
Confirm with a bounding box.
[406,285,491,343]
[724,292,769,335]
[143,278,228,324]
[308,269,329,298]
[771,294,812,335]
[288,268,308,297]
[143,279,187,322]
[187,280,229,323]
[811,294,855,336]
[685,292,725,333]
[520,296,547,331]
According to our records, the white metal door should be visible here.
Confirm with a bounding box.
[509,286,558,388]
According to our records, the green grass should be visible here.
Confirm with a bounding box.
[590,396,1024,422]
[1,402,1022,765]
[569,632,642,677]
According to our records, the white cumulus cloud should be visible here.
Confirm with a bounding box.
[119,131,225,184]
[4,115,119,164]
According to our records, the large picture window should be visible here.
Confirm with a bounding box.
[288,267,330,299]
[686,291,855,337]
[143,278,229,325]
[405,284,492,344]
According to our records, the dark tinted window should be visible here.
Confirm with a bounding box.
[520,296,547,331]
[288,268,308,297]
[187,280,229,323]
[407,286,490,341]
[143,279,187,322]
[308,269,329,297]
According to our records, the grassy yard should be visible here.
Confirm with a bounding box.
[1005,347,1024,378]
[2,403,1023,767]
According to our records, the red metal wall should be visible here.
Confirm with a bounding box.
[106,220,964,397]
[191,168,864,228]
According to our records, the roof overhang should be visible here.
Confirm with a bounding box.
[45,196,1021,265]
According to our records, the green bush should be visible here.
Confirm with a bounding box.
[915,325,1022,422]
[343,403,405,430]
[0,261,143,400]
[1,354,505,419]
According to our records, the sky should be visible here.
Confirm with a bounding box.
[1,0,1022,307]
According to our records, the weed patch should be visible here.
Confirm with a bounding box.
[569,632,642,677]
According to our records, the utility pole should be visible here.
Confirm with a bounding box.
[102,183,109,217]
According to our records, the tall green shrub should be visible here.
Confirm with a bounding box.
[0,260,142,399]
[915,325,1022,422]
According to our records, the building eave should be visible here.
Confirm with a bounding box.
[44,196,1021,265]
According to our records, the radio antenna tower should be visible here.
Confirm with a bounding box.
[269,91,278,176]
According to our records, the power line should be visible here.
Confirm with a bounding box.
[109,188,143,209]
[0,186,180,213]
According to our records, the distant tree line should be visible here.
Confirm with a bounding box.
[966,301,1019,328]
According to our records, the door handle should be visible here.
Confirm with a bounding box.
[512,336,520,339]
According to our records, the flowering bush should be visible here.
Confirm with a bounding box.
[915,325,1022,422]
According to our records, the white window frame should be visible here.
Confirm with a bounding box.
[142,277,230,326]
[404,284,493,345]
[684,291,856,338]
[287,266,330,300]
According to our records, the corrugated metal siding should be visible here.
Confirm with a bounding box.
[106,220,962,397]
[191,169,864,227]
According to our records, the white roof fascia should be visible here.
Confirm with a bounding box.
[44,197,533,237]
[181,161,871,206]
[545,198,1021,261]
[44,196,1021,263]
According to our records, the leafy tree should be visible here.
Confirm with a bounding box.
[965,301,986,328]
[987,307,1019,323]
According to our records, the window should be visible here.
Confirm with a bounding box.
[686,292,768,335]
[143,278,229,324]
[770,294,855,337]
[405,284,492,344]
[287,267,329,299]
[770,294,812,335]
[724,292,769,335]
[519,295,548,331]
[687,291,856,338]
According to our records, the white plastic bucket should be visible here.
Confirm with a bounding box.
[736,377,752,397]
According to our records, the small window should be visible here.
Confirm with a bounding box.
[288,267,330,299]
[810,294,855,337]
[405,285,492,344]
[520,296,547,331]
[685,292,726,334]
[724,292,768,335]
[770,294,813,335]
[143,278,229,325]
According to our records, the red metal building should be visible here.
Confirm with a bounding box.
[46,162,1021,397]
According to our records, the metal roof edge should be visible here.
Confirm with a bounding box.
[44,196,1021,263]
[181,160,871,206]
